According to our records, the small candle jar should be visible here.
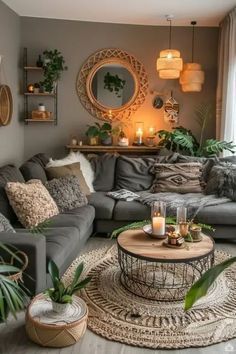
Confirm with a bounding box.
[151,201,166,236]
[190,225,202,241]
[134,122,144,145]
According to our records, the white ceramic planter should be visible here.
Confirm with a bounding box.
[52,301,70,314]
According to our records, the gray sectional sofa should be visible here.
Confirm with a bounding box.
[0,152,235,295]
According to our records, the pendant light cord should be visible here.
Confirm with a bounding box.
[191,21,197,63]
[168,18,172,49]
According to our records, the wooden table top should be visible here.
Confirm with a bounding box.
[117,229,214,262]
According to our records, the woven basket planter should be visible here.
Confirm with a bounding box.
[25,293,88,348]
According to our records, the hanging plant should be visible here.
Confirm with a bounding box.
[104,72,126,97]
[40,49,67,93]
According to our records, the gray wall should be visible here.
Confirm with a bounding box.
[21,18,219,159]
[0,1,24,166]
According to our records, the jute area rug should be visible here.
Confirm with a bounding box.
[63,245,236,349]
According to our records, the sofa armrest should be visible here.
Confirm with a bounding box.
[0,231,46,295]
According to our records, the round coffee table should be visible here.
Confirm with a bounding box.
[117,229,214,301]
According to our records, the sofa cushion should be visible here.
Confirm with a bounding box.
[49,205,95,235]
[44,226,81,271]
[113,200,150,221]
[196,202,236,225]
[0,212,15,233]
[206,163,236,201]
[20,161,47,184]
[90,153,118,192]
[88,192,116,220]
[27,153,49,168]
[5,179,59,228]
[151,163,203,193]
[0,165,25,223]
[115,154,179,192]
[45,175,88,212]
[46,162,90,195]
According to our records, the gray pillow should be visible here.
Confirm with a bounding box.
[20,161,47,184]
[206,163,236,200]
[0,212,15,233]
[115,154,179,192]
[90,153,118,192]
[45,175,88,213]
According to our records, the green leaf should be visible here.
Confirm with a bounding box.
[0,287,6,321]
[0,265,20,274]
[61,295,72,304]
[73,277,91,292]
[101,123,112,131]
[0,243,23,264]
[185,256,236,311]
[70,263,84,292]
[48,260,59,288]
[201,139,236,157]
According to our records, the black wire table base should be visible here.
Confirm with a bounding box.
[118,246,214,301]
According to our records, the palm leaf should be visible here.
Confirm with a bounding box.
[185,256,236,311]
[0,265,20,274]
[201,139,236,156]
[30,219,51,235]
[0,243,23,264]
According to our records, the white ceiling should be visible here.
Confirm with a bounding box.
[2,0,236,26]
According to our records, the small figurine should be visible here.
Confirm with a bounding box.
[70,136,78,146]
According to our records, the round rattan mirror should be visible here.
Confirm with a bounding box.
[0,85,13,126]
[76,49,148,122]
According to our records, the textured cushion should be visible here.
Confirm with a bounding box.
[27,153,50,168]
[20,161,47,184]
[45,175,87,213]
[151,163,203,193]
[88,192,116,220]
[46,162,90,195]
[0,212,15,233]
[115,154,179,192]
[206,164,236,201]
[46,152,94,192]
[176,155,216,182]
[5,179,59,228]
[49,205,95,235]
[90,153,118,191]
[0,165,25,223]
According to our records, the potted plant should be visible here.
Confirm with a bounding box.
[45,260,91,314]
[40,49,67,93]
[85,122,115,146]
[0,242,29,321]
[157,103,236,157]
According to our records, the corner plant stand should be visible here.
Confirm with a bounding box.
[25,293,88,347]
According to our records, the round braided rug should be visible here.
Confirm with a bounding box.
[63,245,236,349]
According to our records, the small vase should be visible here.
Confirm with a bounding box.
[52,301,70,314]
[101,136,112,146]
[88,136,99,146]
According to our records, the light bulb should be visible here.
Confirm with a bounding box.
[167,52,173,59]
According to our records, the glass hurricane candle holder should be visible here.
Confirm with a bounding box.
[134,122,144,145]
[176,206,187,235]
[151,201,166,236]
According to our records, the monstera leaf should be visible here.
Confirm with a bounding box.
[201,139,236,157]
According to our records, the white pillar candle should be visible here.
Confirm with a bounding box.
[152,216,165,235]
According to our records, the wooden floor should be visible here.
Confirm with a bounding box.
[1,236,236,354]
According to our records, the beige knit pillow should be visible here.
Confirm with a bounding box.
[5,179,59,228]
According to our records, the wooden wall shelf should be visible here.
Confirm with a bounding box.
[24,66,43,71]
[25,119,55,123]
[24,93,55,97]
[66,145,161,155]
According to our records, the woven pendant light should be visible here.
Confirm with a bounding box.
[156,16,183,79]
[180,21,205,92]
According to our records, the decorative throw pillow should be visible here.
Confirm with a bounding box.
[89,153,118,192]
[45,176,88,213]
[176,154,216,182]
[206,163,236,200]
[151,162,203,193]
[46,152,94,192]
[46,162,90,195]
[5,179,59,228]
[0,212,15,233]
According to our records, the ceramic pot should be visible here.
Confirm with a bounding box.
[101,135,112,146]
[52,301,70,314]
[88,136,99,146]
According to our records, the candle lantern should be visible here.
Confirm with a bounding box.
[151,201,166,237]
[134,122,144,145]
[176,206,189,237]
[146,126,156,146]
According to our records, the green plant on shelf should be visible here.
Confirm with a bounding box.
[40,49,67,93]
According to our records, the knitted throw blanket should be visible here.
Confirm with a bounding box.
[138,191,230,219]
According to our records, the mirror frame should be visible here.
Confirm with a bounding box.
[76,48,148,122]
[0,85,13,126]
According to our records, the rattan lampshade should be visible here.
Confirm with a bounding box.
[156,49,183,79]
[180,63,205,92]
[156,16,183,79]
[179,21,205,92]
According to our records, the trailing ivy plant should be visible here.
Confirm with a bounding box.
[157,103,236,157]
[104,72,126,97]
[40,49,67,92]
